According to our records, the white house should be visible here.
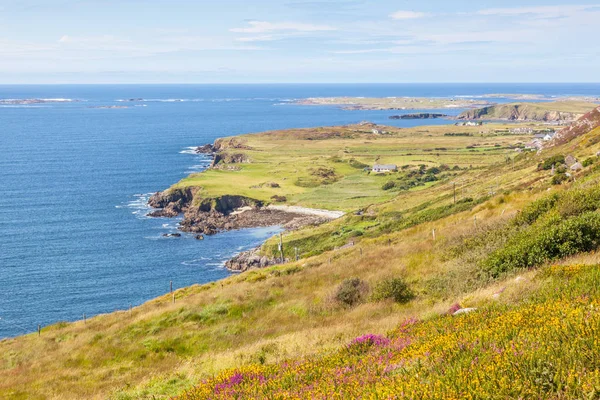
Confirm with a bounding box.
[372,164,398,173]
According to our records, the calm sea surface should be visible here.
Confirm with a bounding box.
[1,83,599,338]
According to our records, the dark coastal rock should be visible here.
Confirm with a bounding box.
[148,188,196,209]
[225,248,278,272]
[195,235,204,240]
[212,152,250,167]
[162,233,182,238]
[271,195,287,202]
[389,113,448,120]
[195,144,215,154]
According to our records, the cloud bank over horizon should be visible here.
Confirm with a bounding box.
[0,0,598,83]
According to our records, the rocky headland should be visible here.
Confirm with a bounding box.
[457,101,598,122]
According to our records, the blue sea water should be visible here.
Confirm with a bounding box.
[1,83,599,338]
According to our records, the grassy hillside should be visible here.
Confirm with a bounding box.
[458,101,598,121]
[179,263,600,399]
[173,123,530,212]
[2,117,600,399]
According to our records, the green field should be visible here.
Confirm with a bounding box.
[173,123,532,212]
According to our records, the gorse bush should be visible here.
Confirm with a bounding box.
[370,278,413,303]
[482,185,600,277]
[334,278,369,307]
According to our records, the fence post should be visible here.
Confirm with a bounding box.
[38,324,41,336]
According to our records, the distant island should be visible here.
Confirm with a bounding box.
[0,98,78,105]
[389,113,448,120]
[294,97,492,110]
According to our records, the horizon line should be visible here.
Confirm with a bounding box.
[1,82,599,85]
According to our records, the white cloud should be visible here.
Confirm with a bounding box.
[236,35,276,42]
[389,10,428,20]
[230,21,336,34]
[477,5,598,19]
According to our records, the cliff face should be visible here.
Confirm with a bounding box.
[147,188,198,217]
[458,103,585,122]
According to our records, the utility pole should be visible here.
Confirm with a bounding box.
[453,182,456,204]
[279,233,284,263]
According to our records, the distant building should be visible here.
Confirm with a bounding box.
[534,132,555,141]
[511,127,534,134]
[372,164,398,173]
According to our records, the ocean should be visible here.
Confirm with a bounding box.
[1,83,599,338]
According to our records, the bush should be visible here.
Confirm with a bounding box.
[334,278,369,307]
[382,181,396,190]
[583,158,595,167]
[538,155,565,171]
[483,212,600,277]
[551,173,569,185]
[348,158,369,169]
[370,278,413,303]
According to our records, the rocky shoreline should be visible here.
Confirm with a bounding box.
[147,143,342,271]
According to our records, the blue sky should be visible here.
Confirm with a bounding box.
[1,0,599,83]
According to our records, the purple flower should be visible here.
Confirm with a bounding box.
[348,334,390,350]
[214,372,244,393]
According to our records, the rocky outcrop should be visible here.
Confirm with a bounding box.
[147,188,197,218]
[389,113,448,120]
[548,106,600,146]
[180,206,320,236]
[195,144,216,154]
[211,153,250,167]
[225,247,279,272]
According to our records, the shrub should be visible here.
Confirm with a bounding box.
[551,173,569,185]
[513,194,559,226]
[538,155,565,171]
[582,157,595,167]
[370,278,413,303]
[483,212,600,277]
[334,278,369,307]
[348,158,369,169]
[382,180,396,190]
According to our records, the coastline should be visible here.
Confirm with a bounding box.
[147,142,345,272]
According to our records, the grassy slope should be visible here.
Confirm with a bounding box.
[180,264,600,399]
[2,122,600,399]
[458,101,598,120]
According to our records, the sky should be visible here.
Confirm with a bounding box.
[0,0,599,83]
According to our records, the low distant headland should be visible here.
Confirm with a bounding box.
[389,113,449,120]
[294,96,492,110]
